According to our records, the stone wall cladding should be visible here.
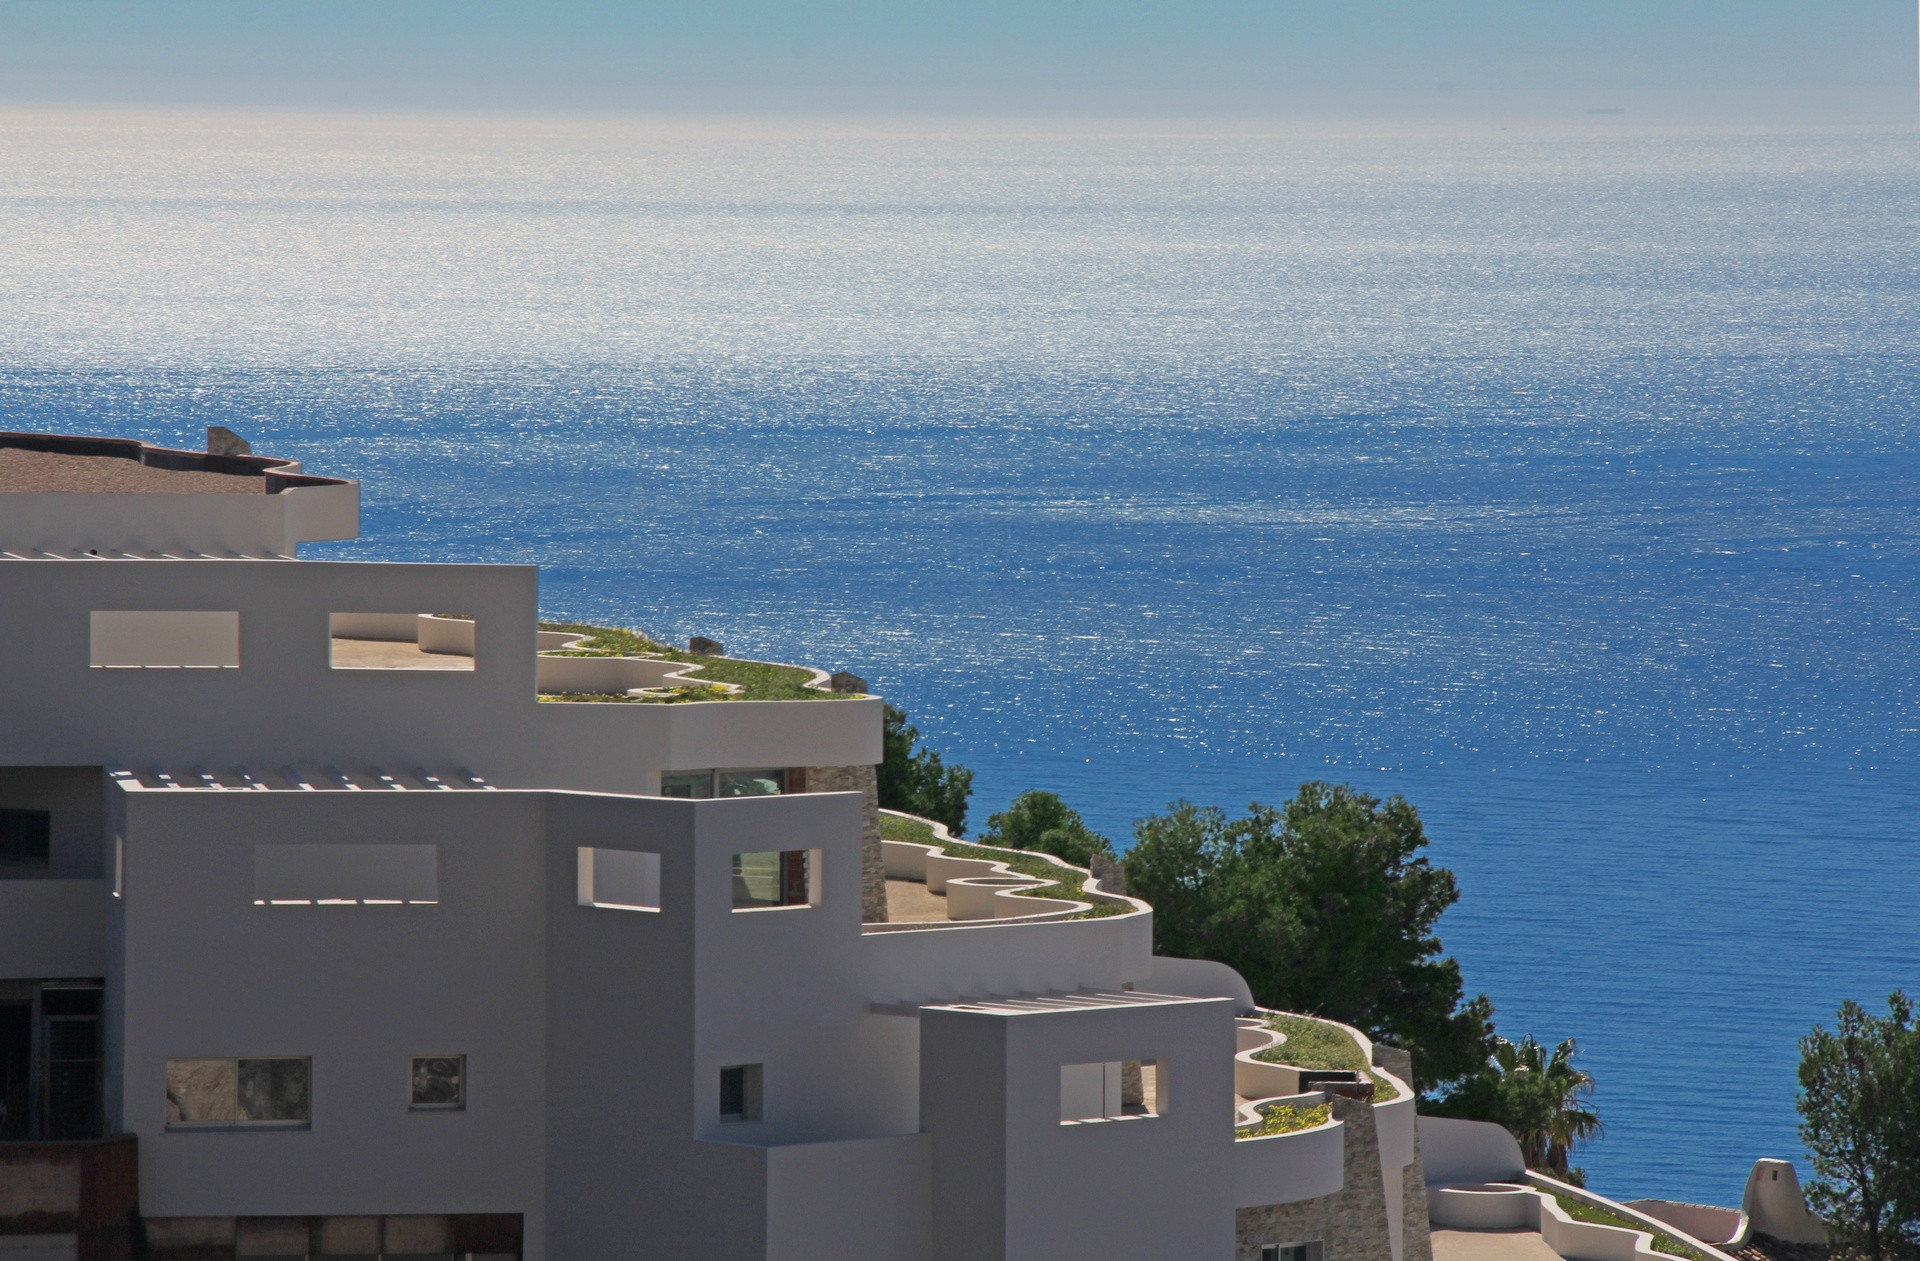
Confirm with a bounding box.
[1236,1094,1396,1261]
[1369,1044,1434,1261]
[804,764,886,922]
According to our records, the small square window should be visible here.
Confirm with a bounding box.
[731,850,814,910]
[410,1055,465,1111]
[719,1063,762,1122]
[0,809,51,872]
[577,848,661,912]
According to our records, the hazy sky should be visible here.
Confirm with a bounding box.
[0,1,1915,114]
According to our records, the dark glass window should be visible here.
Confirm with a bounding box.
[660,771,714,799]
[410,1055,466,1111]
[0,809,51,870]
[730,851,811,910]
[719,1064,760,1121]
[238,1057,311,1124]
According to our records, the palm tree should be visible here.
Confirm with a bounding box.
[1486,1034,1604,1178]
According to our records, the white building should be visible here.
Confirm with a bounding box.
[0,430,1434,1261]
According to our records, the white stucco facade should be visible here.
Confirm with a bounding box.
[0,431,1425,1260]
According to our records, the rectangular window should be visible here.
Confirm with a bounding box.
[661,768,790,799]
[716,768,786,797]
[660,770,714,799]
[166,1056,311,1129]
[730,850,814,911]
[409,1055,465,1111]
[719,1064,762,1121]
[1263,1244,1322,1261]
[329,612,475,671]
[1060,1059,1164,1124]
[0,808,51,873]
[42,987,103,1141]
[576,848,661,912]
[253,843,438,906]
[89,610,239,668]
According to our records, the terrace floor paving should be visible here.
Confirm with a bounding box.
[1432,1229,1564,1261]
[884,878,950,923]
[329,638,473,670]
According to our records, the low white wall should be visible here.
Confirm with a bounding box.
[1236,1055,1303,1101]
[1420,1115,1526,1188]
[1429,1184,1533,1230]
[1145,956,1256,1013]
[328,612,420,642]
[416,614,476,656]
[0,880,110,978]
[881,840,933,880]
[1625,1200,1743,1246]
[763,1132,931,1261]
[1526,1173,1744,1261]
[281,481,361,546]
[922,852,1001,895]
[945,875,1041,920]
[535,654,691,695]
[1232,1111,1345,1208]
[1372,1085,1417,1170]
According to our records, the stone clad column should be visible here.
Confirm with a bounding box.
[802,764,886,922]
[1370,1044,1434,1261]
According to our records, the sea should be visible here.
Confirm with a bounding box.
[2,106,1915,1205]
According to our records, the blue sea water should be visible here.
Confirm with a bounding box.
[2,109,1916,1204]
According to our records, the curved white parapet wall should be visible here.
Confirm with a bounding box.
[417,614,478,656]
[1232,1111,1346,1208]
[1370,1075,1416,1169]
[1522,1173,1745,1261]
[874,813,1146,928]
[923,851,1005,895]
[1146,956,1256,1014]
[1428,1176,1747,1261]
[881,839,932,880]
[1624,1200,1745,1247]
[535,653,717,695]
[1234,1029,1304,1102]
[945,874,1047,920]
[1420,1115,1526,1188]
[1430,1183,1536,1230]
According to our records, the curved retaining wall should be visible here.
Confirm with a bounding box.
[1233,1109,1346,1207]
[1430,1176,1742,1261]
[873,816,1147,930]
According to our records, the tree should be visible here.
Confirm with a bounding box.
[1123,783,1495,1094]
[1429,1035,1601,1182]
[877,703,975,835]
[978,791,1113,868]
[1796,991,1920,1261]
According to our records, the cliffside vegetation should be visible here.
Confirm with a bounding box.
[1426,1034,1601,1183]
[878,703,974,834]
[1796,991,1920,1261]
[537,622,843,702]
[1123,783,1496,1096]
[977,790,1113,868]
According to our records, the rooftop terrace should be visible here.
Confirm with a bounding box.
[0,431,350,497]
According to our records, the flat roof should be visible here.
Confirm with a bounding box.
[0,446,267,495]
